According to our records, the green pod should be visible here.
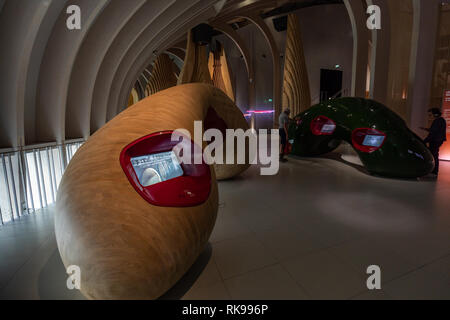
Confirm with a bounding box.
[289,98,435,178]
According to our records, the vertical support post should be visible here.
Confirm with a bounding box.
[46,148,55,203]
[33,150,44,209]
[0,200,3,225]
[37,150,47,207]
[49,148,58,195]
[23,151,35,213]
[58,145,65,177]
[0,155,5,224]
[1,154,14,222]
[7,154,20,219]
[18,150,29,215]
[60,143,68,172]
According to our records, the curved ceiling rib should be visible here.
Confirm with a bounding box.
[343,0,369,98]
[165,48,186,68]
[24,0,70,146]
[0,0,67,148]
[114,0,221,116]
[89,0,173,133]
[35,0,110,144]
[106,0,218,120]
[164,48,186,75]
[65,0,147,140]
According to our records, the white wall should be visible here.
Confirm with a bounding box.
[296,4,353,104]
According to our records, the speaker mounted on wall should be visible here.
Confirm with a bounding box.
[273,16,288,32]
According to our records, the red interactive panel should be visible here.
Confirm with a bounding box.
[311,115,337,136]
[120,131,211,207]
[352,128,386,153]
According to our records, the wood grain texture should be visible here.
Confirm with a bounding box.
[208,84,250,180]
[282,13,311,118]
[177,30,213,85]
[145,54,178,96]
[127,88,139,107]
[55,84,249,300]
[209,41,235,101]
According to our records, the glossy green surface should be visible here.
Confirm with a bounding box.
[288,98,435,178]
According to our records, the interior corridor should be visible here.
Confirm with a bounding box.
[1,149,449,300]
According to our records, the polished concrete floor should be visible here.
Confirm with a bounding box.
[1,147,450,300]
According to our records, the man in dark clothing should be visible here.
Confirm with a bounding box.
[420,108,447,175]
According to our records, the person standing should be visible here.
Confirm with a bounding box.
[279,108,291,162]
[420,108,447,176]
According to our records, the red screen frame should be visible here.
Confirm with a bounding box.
[310,115,337,136]
[119,131,211,207]
[352,128,387,153]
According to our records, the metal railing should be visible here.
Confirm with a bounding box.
[0,139,84,225]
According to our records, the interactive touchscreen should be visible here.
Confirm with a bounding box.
[131,151,183,187]
[321,124,336,134]
[362,135,385,147]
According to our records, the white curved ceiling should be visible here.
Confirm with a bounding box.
[0,0,221,148]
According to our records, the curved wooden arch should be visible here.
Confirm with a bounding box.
[209,21,255,109]
[165,47,186,66]
[90,0,196,133]
[135,77,146,99]
[177,30,213,85]
[282,13,311,116]
[209,21,253,82]
[146,53,178,95]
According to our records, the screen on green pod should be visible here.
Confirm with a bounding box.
[362,135,385,147]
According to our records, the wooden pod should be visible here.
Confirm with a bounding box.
[55,84,249,300]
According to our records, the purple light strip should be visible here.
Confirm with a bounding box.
[243,110,275,117]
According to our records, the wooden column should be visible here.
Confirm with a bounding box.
[282,13,311,118]
[208,41,235,101]
[146,54,178,96]
[178,30,213,85]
